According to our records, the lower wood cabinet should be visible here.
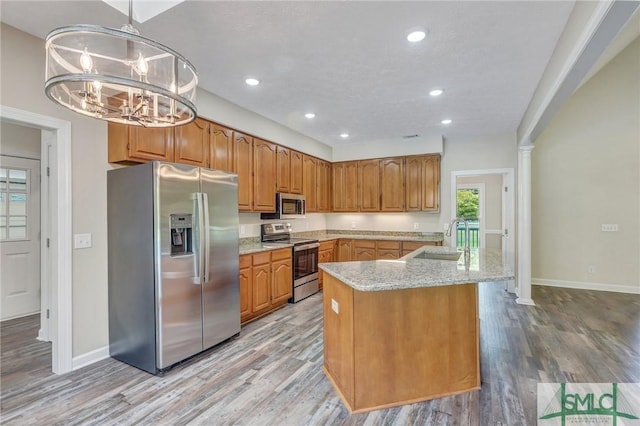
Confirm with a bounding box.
[318,240,337,289]
[240,248,292,325]
[376,241,401,259]
[335,238,442,263]
[353,240,376,261]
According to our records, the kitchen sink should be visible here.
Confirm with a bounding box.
[412,251,462,261]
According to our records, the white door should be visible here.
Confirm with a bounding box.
[0,156,41,320]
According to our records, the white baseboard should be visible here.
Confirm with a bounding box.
[72,346,110,371]
[533,278,640,294]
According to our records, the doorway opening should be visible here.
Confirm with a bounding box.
[0,105,73,374]
[451,168,516,293]
[455,184,483,249]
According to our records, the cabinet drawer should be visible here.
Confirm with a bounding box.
[402,241,428,252]
[319,240,336,251]
[252,251,271,266]
[353,239,376,249]
[376,240,401,250]
[239,254,251,268]
[271,247,292,261]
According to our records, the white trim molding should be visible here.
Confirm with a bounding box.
[72,346,110,371]
[0,105,73,374]
[533,278,640,295]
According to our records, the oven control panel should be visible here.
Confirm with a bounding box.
[262,222,292,235]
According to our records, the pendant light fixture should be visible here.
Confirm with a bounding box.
[44,0,197,127]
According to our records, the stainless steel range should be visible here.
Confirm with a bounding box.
[261,223,319,303]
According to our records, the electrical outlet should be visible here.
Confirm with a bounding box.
[331,298,339,314]
[305,222,309,229]
[351,222,356,229]
[588,265,595,274]
[413,223,419,230]
[74,233,92,249]
[240,225,245,236]
[601,224,618,232]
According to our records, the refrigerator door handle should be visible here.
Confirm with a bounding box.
[202,192,211,284]
[195,192,205,285]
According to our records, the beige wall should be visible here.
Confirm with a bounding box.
[0,122,41,159]
[1,23,110,356]
[532,37,640,291]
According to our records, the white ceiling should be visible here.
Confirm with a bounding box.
[0,1,577,147]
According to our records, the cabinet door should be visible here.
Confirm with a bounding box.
[344,161,358,211]
[422,155,440,211]
[353,240,376,261]
[376,241,401,260]
[332,163,346,211]
[276,146,291,193]
[233,132,253,211]
[380,158,404,212]
[316,159,331,212]
[405,156,422,211]
[210,123,233,172]
[318,247,334,290]
[252,263,271,313]
[290,150,304,195]
[271,258,293,304]
[239,257,252,323]
[358,159,380,212]
[108,122,174,163]
[130,126,175,162]
[174,118,209,167]
[337,239,352,262]
[253,138,277,212]
[303,155,317,212]
[401,241,438,256]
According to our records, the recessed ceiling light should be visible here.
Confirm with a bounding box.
[245,78,260,86]
[407,30,427,43]
[305,113,316,119]
[441,119,452,125]
[429,88,444,97]
[340,133,349,138]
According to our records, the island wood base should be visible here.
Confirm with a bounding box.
[322,273,480,413]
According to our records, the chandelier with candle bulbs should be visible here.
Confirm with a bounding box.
[44,0,197,127]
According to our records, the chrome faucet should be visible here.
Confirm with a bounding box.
[446,218,471,258]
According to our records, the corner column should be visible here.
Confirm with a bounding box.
[516,145,535,306]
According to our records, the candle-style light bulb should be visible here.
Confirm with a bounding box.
[137,53,148,75]
[80,48,93,72]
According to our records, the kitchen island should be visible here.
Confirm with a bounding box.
[319,247,514,413]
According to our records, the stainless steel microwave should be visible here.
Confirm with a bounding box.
[260,193,306,219]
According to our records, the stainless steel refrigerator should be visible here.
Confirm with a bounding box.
[107,161,240,375]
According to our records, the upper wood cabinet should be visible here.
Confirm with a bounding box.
[405,154,441,212]
[210,123,233,172]
[108,122,174,164]
[290,150,304,195]
[358,159,380,212]
[174,118,209,167]
[276,146,291,193]
[303,155,317,212]
[233,132,253,212]
[380,158,405,212]
[316,159,331,212]
[332,161,358,212]
[253,138,277,212]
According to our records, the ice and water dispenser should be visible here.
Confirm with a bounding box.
[170,214,193,255]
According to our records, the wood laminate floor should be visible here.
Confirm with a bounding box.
[1,283,639,425]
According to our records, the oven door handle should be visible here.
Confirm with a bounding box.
[294,242,320,251]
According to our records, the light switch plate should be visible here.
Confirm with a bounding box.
[74,233,92,249]
[601,224,618,232]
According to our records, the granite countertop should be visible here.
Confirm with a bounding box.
[239,242,293,255]
[319,246,515,291]
[318,233,443,243]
